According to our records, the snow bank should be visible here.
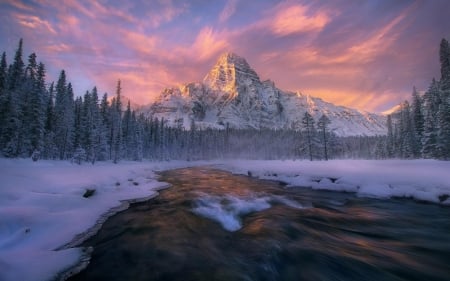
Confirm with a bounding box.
[218,159,450,204]
[0,158,195,281]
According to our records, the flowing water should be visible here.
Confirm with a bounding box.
[68,167,450,281]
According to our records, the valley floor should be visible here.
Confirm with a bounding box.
[0,158,449,281]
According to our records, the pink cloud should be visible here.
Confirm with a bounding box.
[189,27,229,61]
[15,13,57,34]
[270,4,329,36]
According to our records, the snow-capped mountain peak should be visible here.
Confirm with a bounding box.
[143,53,387,136]
[203,52,260,92]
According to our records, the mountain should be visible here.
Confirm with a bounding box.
[143,52,387,136]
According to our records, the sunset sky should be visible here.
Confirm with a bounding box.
[1,0,449,113]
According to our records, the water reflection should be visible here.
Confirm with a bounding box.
[69,167,450,281]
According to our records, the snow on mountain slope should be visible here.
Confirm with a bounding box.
[143,52,387,136]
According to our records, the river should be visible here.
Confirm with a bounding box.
[68,167,450,281]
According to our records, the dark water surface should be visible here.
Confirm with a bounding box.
[68,167,450,281]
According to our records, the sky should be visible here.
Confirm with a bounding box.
[0,0,449,113]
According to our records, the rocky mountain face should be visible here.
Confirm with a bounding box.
[143,52,387,136]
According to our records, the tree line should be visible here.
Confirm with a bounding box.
[0,39,398,163]
[386,38,450,160]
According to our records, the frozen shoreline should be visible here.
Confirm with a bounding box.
[1,158,449,281]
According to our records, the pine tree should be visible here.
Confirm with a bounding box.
[386,114,394,157]
[0,52,7,141]
[54,71,75,159]
[99,93,110,160]
[122,100,132,159]
[317,114,331,160]
[27,61,46,155]
[411,86,424,157]
[73,96,83,150]
[8,38,25,91]
[440,38,450,91]
[2,39,25,156]
[422,79,440,158]
[437,94,450,159]
[88,87,105,163]
[399,101,414,158]
[0,51,6,91]
[111,80,122,163]
[43,82,57,159]
[302,112,315,161]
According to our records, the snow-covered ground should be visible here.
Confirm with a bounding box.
[219,159,450,204]
[1,158,449,281]
[0,159,199,281]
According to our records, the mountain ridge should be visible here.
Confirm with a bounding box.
[142,52,387,136]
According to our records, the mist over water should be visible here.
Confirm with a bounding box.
[69,167,450,281]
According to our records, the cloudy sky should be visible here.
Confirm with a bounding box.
[1,0,449,112]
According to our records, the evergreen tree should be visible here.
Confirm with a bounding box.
[43,82,57,159]
[122,100,132,158]
[0,52,7,141]
[317,114,331,160]
[302,112,315,161]
[88,87,106,163]
[399,101,414,158]
[54,71,75,159]
[73,96,83,150]
[111,80,122,163]
[8,38,25,91]
[437,94,450,159]
[99,93,110,160]
[422,79,440,158]
[0,51,6,91]
[386,114,394,157]
[440,38,450,91]
[27,61,46,155]
[411,86,424,157]
[2,39,25,156]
